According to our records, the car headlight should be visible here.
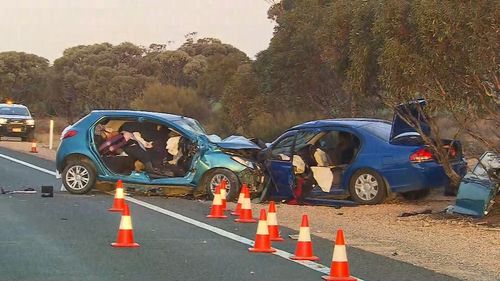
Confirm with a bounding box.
[231,156,255,169]
[0,118,7,124]
[25,119,35,126]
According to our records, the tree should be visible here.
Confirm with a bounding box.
[130,82,210,122]
[51,42,149,122]
[220,64,260,132]
[0,51,49,107]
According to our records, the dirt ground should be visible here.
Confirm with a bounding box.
[1,140,499,281]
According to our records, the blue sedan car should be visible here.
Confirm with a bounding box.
[262,116,467,205]
[56,110,264,200]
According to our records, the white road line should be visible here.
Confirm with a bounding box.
[0,153,57,176]
[1,152,365,281]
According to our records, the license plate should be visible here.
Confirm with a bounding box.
[11,128,22,132]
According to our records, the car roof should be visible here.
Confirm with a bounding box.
[289,118,391,130]
[0,103,28,109]
[90,110,186,121]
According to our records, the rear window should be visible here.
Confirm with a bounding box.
[0,106,30,116]
[362,122,391,141]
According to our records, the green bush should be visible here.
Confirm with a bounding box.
[130,82,211,122]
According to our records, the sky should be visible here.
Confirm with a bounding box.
[0,0,276,62]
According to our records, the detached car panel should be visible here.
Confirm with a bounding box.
[448,152,499,217]
[56,110,264,199]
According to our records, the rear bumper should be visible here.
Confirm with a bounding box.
[385,160,467,193]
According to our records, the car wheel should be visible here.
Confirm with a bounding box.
[62,159,96,194]
[401,189,430,200]
[349,169,386,204]
[205,168,240,201]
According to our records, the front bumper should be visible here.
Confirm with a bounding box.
[0,123,35,137]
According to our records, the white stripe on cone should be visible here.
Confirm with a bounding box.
[119,216,133,230]
[220,188,226,200]
[115,188,124,198]
[241,197,251,209]
[237,192,244,204]
[256,219,269,235]
[297,226,311,242]
[213,193,222,205]
[267,212,278,226]
[332,244,348,262]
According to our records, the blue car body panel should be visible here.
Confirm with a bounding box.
[56,110,263,192]
[266,118,467,200]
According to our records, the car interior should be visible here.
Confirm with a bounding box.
[93,118,197,178]
[276,130,360,193]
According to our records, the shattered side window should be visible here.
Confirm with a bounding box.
[294,130,320,152]
[271,133,296,159]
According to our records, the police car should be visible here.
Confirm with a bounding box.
[0,101,36,141]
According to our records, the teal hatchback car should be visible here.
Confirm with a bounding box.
[56,110,265,200]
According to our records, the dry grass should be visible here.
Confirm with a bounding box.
[34,117,70,149]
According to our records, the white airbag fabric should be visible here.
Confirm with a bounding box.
[310,166,333,192]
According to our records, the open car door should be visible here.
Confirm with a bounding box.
[265,131,297,199]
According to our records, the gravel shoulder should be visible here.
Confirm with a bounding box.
[1,140,498,281]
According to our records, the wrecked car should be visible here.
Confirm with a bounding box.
[56,110,264,199]
[260,102,467,205]
[448,152,499,217]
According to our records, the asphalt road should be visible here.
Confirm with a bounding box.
[0,147,461,281]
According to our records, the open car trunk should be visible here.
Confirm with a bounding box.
[389,99,463,160]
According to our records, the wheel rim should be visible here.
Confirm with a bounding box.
[65,165,90,190]
[354,173,379,201]
[209,174,230,195]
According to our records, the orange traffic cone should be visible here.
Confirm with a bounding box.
[220,180,227,211]
[322,229,356,281]
[231,184,246,216]
[249,209,276,253]
[207,185,227,219]
[111,204,140,248]
[30,141,38,153]
[291,215,319,261]
[235,185,256,223]
[109,180,126,212]
[267,201,284,241]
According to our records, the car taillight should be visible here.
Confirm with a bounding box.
[62,130,78,139]
[410,147,433,162]
[443,144,457,158]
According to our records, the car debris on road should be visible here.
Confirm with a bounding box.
[447,151,499,218]
[0,187,37,194]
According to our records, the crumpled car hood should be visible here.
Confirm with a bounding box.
[207,135,262,150]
